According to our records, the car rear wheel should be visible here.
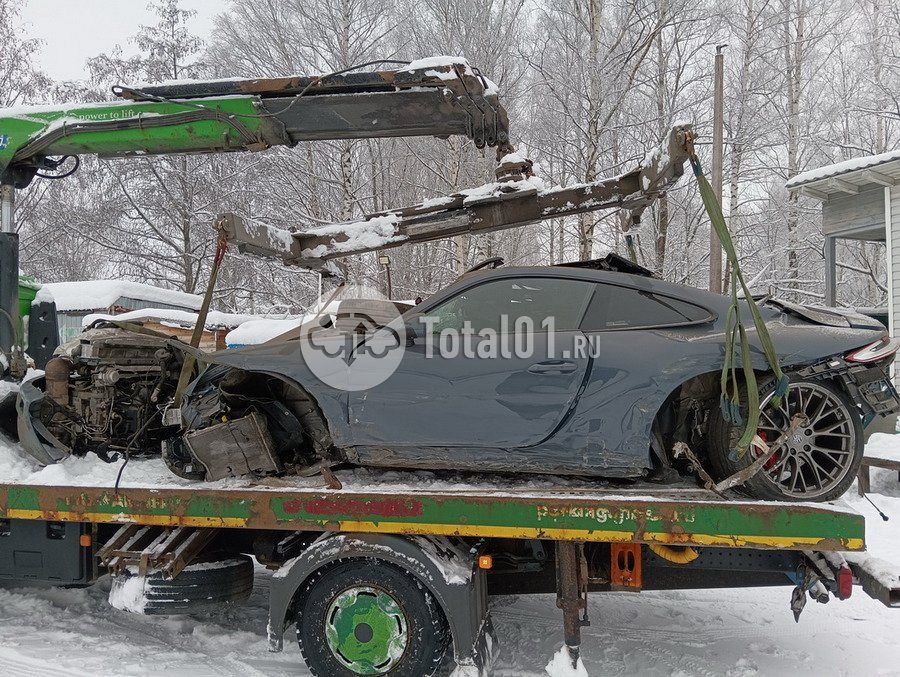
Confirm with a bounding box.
[296,559,449,676]
[707,377,864,501]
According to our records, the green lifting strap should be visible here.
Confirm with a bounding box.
[688,154,789,458]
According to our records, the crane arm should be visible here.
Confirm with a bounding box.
[222,124,694,269]
[0,59,510,188]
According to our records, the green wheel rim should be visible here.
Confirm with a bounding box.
[324,585,408,674]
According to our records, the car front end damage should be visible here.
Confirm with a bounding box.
[162,364,337,481]
[10,290,900,502]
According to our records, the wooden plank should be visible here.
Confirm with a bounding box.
[822,186,885,237]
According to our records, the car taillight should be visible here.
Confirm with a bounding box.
[845,336,900,364]
[837,565,853,600]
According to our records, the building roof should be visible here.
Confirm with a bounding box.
[34,280,203,312]
[82,308,258,331]
[786,150,900,200]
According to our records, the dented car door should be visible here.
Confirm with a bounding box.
[347,275,595,453]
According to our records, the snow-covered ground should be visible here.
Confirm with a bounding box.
[1,439,899,675]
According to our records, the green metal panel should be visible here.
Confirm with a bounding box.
[0,483,866,552]
[0,96,274,175]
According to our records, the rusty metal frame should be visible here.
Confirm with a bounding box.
[0,482,864,552]
[222,124,693,268]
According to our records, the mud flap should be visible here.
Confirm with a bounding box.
[266,533,495,673]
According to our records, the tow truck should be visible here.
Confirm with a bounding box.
[0,59,897,676]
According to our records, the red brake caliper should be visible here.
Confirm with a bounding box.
[753,430,781,469]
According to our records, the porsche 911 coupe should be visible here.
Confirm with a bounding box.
[17,255,900,501]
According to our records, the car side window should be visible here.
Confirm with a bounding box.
[581,284,712,330]
[426,277,595,333]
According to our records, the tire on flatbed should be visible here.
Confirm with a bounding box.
[296,558,450,677]
[109,553,254,615]
[707,375,864,501]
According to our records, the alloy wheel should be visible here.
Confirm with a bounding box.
[752,382,857,499]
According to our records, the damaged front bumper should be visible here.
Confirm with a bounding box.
[15,375,69,466]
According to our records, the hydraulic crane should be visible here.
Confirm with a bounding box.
[0,58,512,357]
[0,56,692,364]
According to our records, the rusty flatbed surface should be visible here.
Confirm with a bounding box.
[0,481,864,552]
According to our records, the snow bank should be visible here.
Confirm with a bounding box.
[225,317,310,347]
[786,149,900,188]
[83,308,257,331]
[545,646,589,676]
[0,432,39,482]
[862,431,900,463]
[35,280,203,312]
[108,571,148,613]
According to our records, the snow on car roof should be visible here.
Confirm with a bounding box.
[34,280,204,312]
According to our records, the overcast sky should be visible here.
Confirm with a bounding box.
[19,1,221,82]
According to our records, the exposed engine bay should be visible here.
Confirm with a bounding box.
[28,326,184,463]
[17,321,341,481]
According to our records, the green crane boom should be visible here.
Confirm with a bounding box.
[0,59,511,189]
[0,58,510,358]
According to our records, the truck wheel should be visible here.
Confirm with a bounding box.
[109,553,254,615]
[296,558,449,676]
[707,376,864,501]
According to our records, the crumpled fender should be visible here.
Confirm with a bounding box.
[16,376,68,465]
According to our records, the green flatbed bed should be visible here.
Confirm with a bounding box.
[0,477,865,552]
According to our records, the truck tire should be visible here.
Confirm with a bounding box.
[109,553,254,615]
[296,558,450,676]
[707,375,864,501]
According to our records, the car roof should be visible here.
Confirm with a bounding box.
[416,264,731,315]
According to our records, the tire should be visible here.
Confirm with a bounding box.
[707,376,864,501]
[109,553,254,615]
[296,558,450,677]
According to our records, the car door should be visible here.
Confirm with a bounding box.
[347,274,595,448]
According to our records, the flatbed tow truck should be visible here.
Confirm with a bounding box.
[0,466,896,675]
[0,58,898,675]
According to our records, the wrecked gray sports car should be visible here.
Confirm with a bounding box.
[16,258,900,501]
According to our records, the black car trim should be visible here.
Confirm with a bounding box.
[579,282,717,332]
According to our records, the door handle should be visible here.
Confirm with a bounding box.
[528,360,577,374]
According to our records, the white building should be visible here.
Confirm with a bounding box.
[786,150,900,329]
